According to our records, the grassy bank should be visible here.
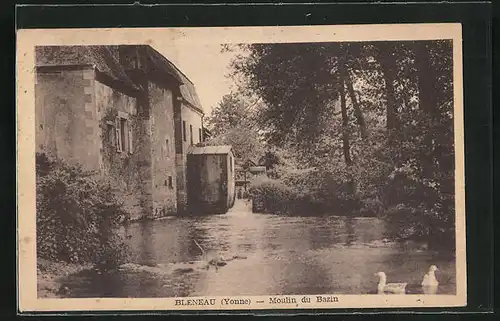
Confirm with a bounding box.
[37,258,93,298]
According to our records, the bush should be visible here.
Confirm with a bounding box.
[249,176,292,213]
[36,153,129,268]
[381,170,455,250]
[249,174,326,215]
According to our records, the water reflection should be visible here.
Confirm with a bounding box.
[345,216,356,246]
[62,200,456,297]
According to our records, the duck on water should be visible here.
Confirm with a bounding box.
[372,265,439,295]
[421,265,439,294]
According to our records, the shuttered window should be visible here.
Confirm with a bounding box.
[106,123,114,144]
[128,124,133,154]
[182,121,187,142]
[120,118,127,152]
[189,124,193,145]
[115,114,133,154]
[115,117,122,152]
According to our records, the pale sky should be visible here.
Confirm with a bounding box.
[153,43,240,115]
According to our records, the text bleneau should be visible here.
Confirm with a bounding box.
[174,298,216,306]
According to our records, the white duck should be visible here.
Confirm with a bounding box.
[421,265,439,286]
[421,265,439,294]
[375,272,407,294]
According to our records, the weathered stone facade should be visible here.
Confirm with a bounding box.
[149,82,178,218]
[94,78,150,220]
[35,45,204,220]
[35,66,101,171]
[175,103,204,212]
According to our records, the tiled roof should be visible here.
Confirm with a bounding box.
[35,45,204,113]
[35,46,139,90]
[123,45,203,112]
[146,46,203,112]
[178,75,203,113]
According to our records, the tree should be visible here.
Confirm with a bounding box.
[204,93,264,165]
[338,57,352,167]
[373,42,399,132]
[228,43,340,149]
[381,40,455,248]
[227,40,455,248]
[204,93,248,137]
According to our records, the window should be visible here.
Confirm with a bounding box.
[115,118,122,152]
[168,176,173,189]
[182,121,186,142]
[229,155,233,173]
[106,123,114,143]
[189,124,193,145]
[166,139,170,156]
[115,114,133,154]
[120,118,127,152]
[198,128,202,143]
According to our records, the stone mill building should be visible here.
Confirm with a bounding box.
[35,45,206,220]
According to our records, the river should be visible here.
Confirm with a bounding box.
[60,200,456,297]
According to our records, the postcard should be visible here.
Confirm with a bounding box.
[17,23,466,312]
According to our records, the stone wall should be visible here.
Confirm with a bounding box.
[176,104,204,212]
[35,67,155,220]
[35,67,100,171]
[149,81,178,218]
[181,104,204,148]
[94,79,151,221]
[35,60,204,220]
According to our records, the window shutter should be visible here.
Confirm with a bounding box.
[115,117,122,152]
[190,125,193,145]
[128,122,133,153]
[182,121,186,142]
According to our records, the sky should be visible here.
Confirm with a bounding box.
[153,43,241,115]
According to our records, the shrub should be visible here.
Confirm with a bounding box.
[382,170,455,250]
[36,153,129,268]
[249,176,292,213]
[249,173,326,215]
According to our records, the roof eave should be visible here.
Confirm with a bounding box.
[181,98,204,115]
[36,63,95,71]
[94,69,141,97]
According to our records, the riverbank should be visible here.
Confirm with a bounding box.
[37,258,93,298]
